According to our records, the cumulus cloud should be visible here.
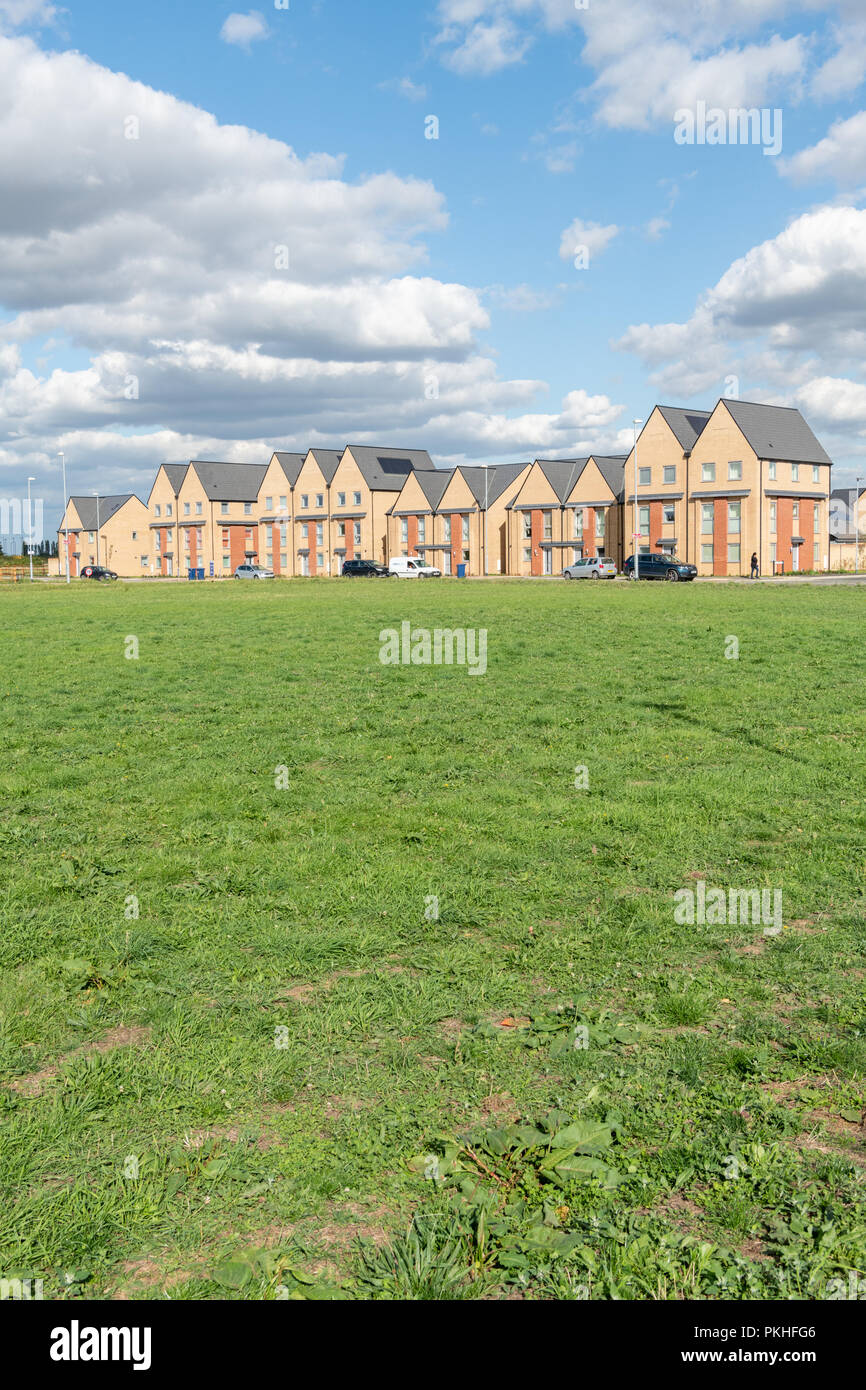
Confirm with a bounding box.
[219,11,269,51]
[0,33,625,516]
[781,110,866,186]
[378,76,429,101]
[558,217,619,262]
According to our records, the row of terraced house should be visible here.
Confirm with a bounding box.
[54,398,841,578]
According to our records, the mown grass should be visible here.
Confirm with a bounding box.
[0,576,864,1300]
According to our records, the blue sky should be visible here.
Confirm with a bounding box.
[1,0,866,532]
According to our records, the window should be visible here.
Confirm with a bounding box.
[814,505,820,534]
[542,511,553,540]
[443,516,452,543]
[316,552,323,570]
[770,542,776,565]
[195,502,202,515]
[769,501,776,532]
[154,532,161,550]
[222,528,230,547]
[166,504,173,517]
[301,494,309,509]
[265,525,273,545]
[184,502,191,516]
[400,518,408,544]
[197,528,203,544]
[462,515,470,543]
[279,496,288,512]
[728,460,742,481]
[663,465,676,484]
[701,503,714,535]
[701,544,713,564]
[222,554,230,568]
[266,552,273,566]
[141,556,148,568]
[639,467,650,487]
[338,521,346,538]
[596,507,606,538]
[302,523,309,540]
[728,543,741,565]
[639,505,650,536]
[131,530,138,541]
[792,502,799,520]
[184,529,190,547]
[813,542,820,567]
[265,496,273,511]
[701,462,716,482]
[353,522,361,546]
[522,547,531,564]
[791,464,799,482]
[315,493,323,509]
[417,516,426,543]
[812,466,820,484]
[155,505,161,517]
[663,504,675,524]
[768,461,776,480]
[88,531,94,543]
[728,500,741,534]
[279,524,287,544]
[337,492,346,507]
[280,552,287,567]
[522,513,531,540]
[353,491,361,506]
[244,502,252,516]
[573,508,583,538]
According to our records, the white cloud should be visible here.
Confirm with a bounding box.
[558,217,619,261]
[645,217,671,240]
[219,11,269,51]
[781,109,866,186]
[437,17,531,76]
[378,76,429,101]
[0,33,626,513]
[0,0,57,28]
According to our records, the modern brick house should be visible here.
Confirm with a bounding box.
[505,456,626,575]
[56,494,150,576]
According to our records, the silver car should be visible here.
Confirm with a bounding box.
[233,563,275,579]
[563,556,617,580]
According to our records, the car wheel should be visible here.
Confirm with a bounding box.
[564,570,573,579]
[666,569,678,581]
[591,571,600,579]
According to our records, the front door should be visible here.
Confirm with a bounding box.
[543,548,552,575]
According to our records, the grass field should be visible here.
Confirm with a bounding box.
[1,577,864,1301]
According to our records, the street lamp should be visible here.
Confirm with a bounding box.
[26,476,35,581]
[633,419,643,581]
[59,452,70,582]
[482,464,491,575]
[92,490,101,567]
[856,478,862,576]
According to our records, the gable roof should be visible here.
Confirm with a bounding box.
[656,406,712,452]
[187,460,268,502]
[68,494,139,530]
[535,458,591,502]
[272,452,306,487]
[308,449,343,484]
[415,467,454,509]
[346,446,437,490]
[455,463,530,507]
[721,400,832,466]
[589,455,628,499]
[164,464,189,495]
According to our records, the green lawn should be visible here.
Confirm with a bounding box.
[1,577,864,1300]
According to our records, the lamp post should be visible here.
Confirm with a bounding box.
[633,419,643,580]
[93,490,101,567]
[482,464,490,575]
[59,452,70,582]
[856,478,862,576]
[26,476,35,581]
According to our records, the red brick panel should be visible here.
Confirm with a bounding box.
[776,498,792,572]
[229,527,248,572]
[801,500,814,570]
[452,512,464,575]
[649,500,663,555]
[713,499,727,576]
[583,507,596,558]
[530,510,543,576]
[188,527,198,570]
[161,527,171,576]
[407,515,418,555]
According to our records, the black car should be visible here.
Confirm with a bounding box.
[623,553,697,582]
[342,559,390,576]
[80,565,118,581]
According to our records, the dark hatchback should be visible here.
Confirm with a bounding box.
[80,565,118,581]
[342,559,390,577]
[623,553,697,582]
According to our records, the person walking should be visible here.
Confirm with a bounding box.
[750,551,759,579]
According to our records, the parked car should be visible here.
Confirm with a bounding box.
[233,563,274,579]
[80,565,118,581]
[342,559,391,577]
[388,556,442,578]
[623,553,698,582]
[563,556,617,580]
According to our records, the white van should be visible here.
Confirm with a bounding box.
[389,556,442,578]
